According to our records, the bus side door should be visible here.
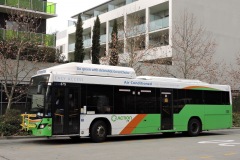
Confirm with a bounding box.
[160,90,173,130]
[52,86,80,135]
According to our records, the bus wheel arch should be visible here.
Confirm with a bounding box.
[90,118,112,142]
[187,117,202,137]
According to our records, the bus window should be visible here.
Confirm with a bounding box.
[86,84,113,114]
[203,90,225,104]
[136,88,156,113]
[173,89,185,113]
[114,86,135,114]
[54,88,64,115]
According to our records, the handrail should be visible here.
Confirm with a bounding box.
[20,114,38,131]
[0,0,56,15]
[0,28,55,47]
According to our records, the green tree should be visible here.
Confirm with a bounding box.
[109,19,118,66]
[92,16,101,64]
[154,11,218,82]
[74,14,85,62]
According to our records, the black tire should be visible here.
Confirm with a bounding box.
[90,121,107,143]
[187,118,201,137]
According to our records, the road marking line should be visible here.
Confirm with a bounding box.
[224,152,237,156]
[219,143,240,147]
[200,156,213,159]
[198,140,240,147]
[198,140,234,144]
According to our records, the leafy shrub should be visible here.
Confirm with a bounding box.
[233,112,240,127]
[0,109,22,136]
[232,96,240,113]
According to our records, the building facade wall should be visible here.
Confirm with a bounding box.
[56,0,240,85]
[57,0,171,62]
[172,0,240,65]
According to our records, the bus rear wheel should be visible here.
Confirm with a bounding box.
[187,118,201,137]
[90,121,107,143]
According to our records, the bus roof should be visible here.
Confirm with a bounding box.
[35,63,231,92]
[37,62,136,79]
[136,76,208,84]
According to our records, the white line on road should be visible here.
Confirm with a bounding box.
[198,140,240,147]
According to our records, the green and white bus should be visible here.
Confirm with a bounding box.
[21,63,232,142]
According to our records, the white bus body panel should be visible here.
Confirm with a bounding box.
[80,114,137,137]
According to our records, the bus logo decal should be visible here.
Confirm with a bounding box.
[111,115,133,122]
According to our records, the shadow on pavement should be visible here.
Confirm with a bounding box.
[23,131,226,145]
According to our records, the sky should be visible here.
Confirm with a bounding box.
[47,0,108,33]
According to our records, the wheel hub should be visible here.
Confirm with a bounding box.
[97,126,105,137]
[192,123,199,133]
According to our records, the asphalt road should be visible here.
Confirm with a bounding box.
[0,129,240,160]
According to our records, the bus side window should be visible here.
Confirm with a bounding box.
[86,84,113,114]
[97,96,111,114]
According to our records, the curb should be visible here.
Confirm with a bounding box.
[0,136,44,140]
[1,128,239,140]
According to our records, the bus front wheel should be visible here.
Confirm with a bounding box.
[187,118,201,137]
[90,121,107,143]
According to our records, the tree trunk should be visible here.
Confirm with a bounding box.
[6,97,12,111]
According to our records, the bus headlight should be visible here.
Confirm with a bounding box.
[38,124,47,129]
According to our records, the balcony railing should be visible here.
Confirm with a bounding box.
[108,30,125,42]
[84,39,91,48]
[68,43,75,52]
[149,17,169,32]
[68,40,92,52]
[127,23,146,37]
[0,28,55,47]
[100,34,106,44]
[0,0,56,14]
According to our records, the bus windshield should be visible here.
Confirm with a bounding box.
[27,75,51,117]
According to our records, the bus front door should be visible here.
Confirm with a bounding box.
[160,90,173,130]
[52,87,80,135]
[67,87,80,135]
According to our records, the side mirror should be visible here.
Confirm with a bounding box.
[37,84,43,94]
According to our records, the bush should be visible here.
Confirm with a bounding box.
[232,96,240,113]
[233,112,240,127]
[0,109,22,136]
